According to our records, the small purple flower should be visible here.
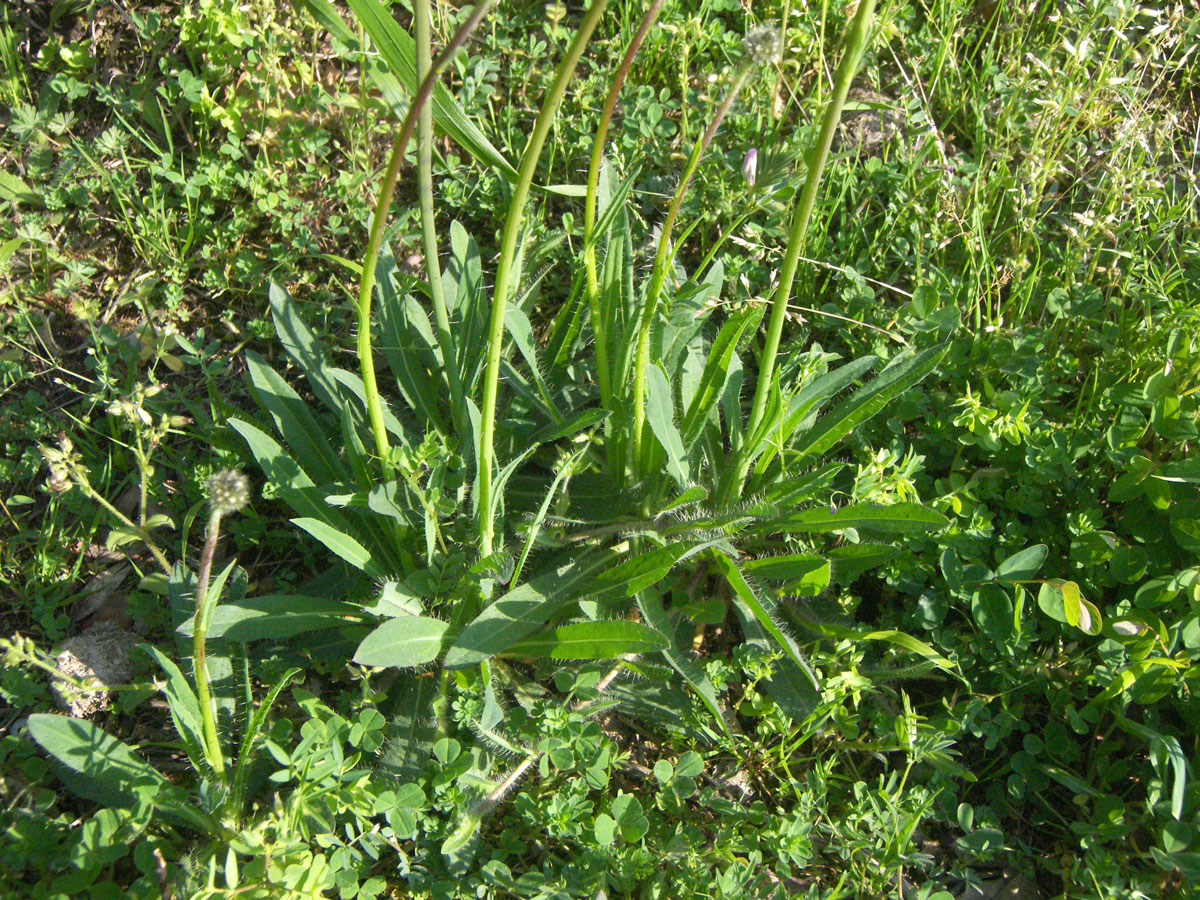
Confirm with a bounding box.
[742,148,758,187]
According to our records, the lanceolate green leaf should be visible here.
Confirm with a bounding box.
[733,603,820,719]
[533,408,610,444]
[793,344,947,461]
[742,553,829,583]
[713,554,818,691]
[756,503,950,535]
[645,364,690,487]
[328,367,410,443]
[26,715,223,834]
[229,415,384,556]
[354,616,450,668]
[138,644,206,770]
[751,357,878,475]
[636,592,732,741]
[441,810,483,875]
[856,630,957,672]
[268,283,344,414]
[295,0,411,113]
[228,666,302,817]
[245,350,347,486]
[792,616,959,675]
[680,309,757,449]
[377,674,440,785]
[374,248,447,431]
[444,553,614,669]
[229,418,316,498]
[503,621,668,660]
[0,171,41,205]
[595,543,695,597]
[505,305,562,422]
[176,596,362,641]
[829,543,900,583]
[292,517,389,579]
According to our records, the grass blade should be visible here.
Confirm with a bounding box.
[336,0,517,180]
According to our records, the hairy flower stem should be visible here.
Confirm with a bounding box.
[357,0,495,479]
[193,509,226,780]
[584,0,665,413]
[631,65,756,478]
[477,0,610,556]
[415,0,468,442]
[729,0,877,503]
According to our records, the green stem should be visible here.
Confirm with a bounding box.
[477,0,610,556]
[76,480,171,575]
[357,0,495,479]
[731,0,877,501]
[631,65,755,475]
[415,0,468,441]
[583,0,664,412]
[194,510,226,780]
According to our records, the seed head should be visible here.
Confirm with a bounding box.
[207,469,250,515]
[741,24,781,69]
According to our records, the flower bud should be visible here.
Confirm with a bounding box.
[207,469,250,515]
[46,464,73,493]
[742,148,758,187]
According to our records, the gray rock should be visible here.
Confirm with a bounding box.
[51,623,139,718]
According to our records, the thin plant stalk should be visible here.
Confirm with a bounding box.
[82,484,172,575]
[414,0,468,441]
[357,0,495,478]
[43,438,172,575]
[191,470,251,784]
[583,0,665,411]
[477,0,610,556]
[193,506,227,780]
[731,0,877,500]
[630,63,759,473]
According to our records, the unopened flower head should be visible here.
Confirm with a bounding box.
[742,148,758,187]
[207,469,250,515]
[40,434,83,493]
[741,23,781,69]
